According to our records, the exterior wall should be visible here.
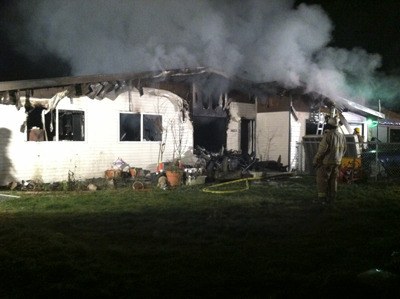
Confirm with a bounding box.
[254,109,310,170]
[372,124,400,143]
[226,102,256,151]
[0,88,193,185]
[376,126,389,142]
[256,111,289,165]
[289,111,308,170]
[342,111,367,138]
[0,105,27,185]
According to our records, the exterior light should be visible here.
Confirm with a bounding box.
[367,119,378,128]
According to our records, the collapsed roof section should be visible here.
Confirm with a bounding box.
[0,67,384,119]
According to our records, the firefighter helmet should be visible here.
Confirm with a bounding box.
[328,116,340,127]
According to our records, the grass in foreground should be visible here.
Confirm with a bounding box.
[0,176,400,298]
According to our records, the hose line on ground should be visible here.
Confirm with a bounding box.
[202,177,261,194]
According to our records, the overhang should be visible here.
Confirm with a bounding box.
[0,67,385,120]
[334,96,385,119]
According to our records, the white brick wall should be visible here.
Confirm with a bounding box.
[0,88,193,185]
[289,112,308,170]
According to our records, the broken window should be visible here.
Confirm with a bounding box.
[193,116,227,152]
[26,106,55,141]
[58,110,85,141]
[26,105,85,142]
[120,113,162,142]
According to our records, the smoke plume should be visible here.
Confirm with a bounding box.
[2,0,399,105]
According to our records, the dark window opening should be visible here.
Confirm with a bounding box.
[143,115,162,141]
[26,106,55,141]
[120,113,162,142]
[120,113,141,141]
[305,120,318,135]
[211,95,220,109]
[241,118,255,155]
[58,110,85,141]
[193,116,227,152]
[390,128,400,143]
[202,95,209,109]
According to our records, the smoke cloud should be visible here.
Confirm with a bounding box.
[3,0,399,104]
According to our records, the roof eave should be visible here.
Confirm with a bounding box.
[0,67,212,92]
[335,96,385,119]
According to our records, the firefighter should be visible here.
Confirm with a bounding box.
[353,127,365,154]
[353,127,362,141]
[313,116,347,204]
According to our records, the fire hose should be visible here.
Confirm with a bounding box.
[202,177,261,194]
[202,172,294,194]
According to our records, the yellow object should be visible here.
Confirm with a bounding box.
[202,173,294,194]
[202,177,260,194]
[354,127,361,133]
[341,157,361,170]
[340,156,362,183]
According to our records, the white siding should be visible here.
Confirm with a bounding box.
[342,111,367,136]
[0,88,193,185]
[226,102,256,151]
[377,126,388,142]
[289,111,308,170]
[256,112,289,165]
[0,105,27,184]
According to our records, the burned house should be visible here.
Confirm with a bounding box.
[0,68,256,185]
[0,67,384,185]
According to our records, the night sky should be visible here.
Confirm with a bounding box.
[1,0,399,79]
[0,0,399,110]
[297,0,400,74]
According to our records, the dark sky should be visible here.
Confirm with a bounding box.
[297,0,400,74]
[0,0,399,81]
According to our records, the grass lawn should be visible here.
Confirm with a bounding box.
[1,175,400,298]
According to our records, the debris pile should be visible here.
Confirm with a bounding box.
[193,146,288,181]
[193,145,256,181]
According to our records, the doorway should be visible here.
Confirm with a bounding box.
[241,118,255,155]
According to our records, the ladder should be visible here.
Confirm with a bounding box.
[316,122,325,135]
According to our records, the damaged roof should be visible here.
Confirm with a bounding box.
[0,67,384,118]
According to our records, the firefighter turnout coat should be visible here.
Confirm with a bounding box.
[313,128,347,167]
[313,128,347,201]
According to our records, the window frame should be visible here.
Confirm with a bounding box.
[56,109,86,142]
[26,106,55,142]
[119,112,163,142]
[25,108,86,142]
